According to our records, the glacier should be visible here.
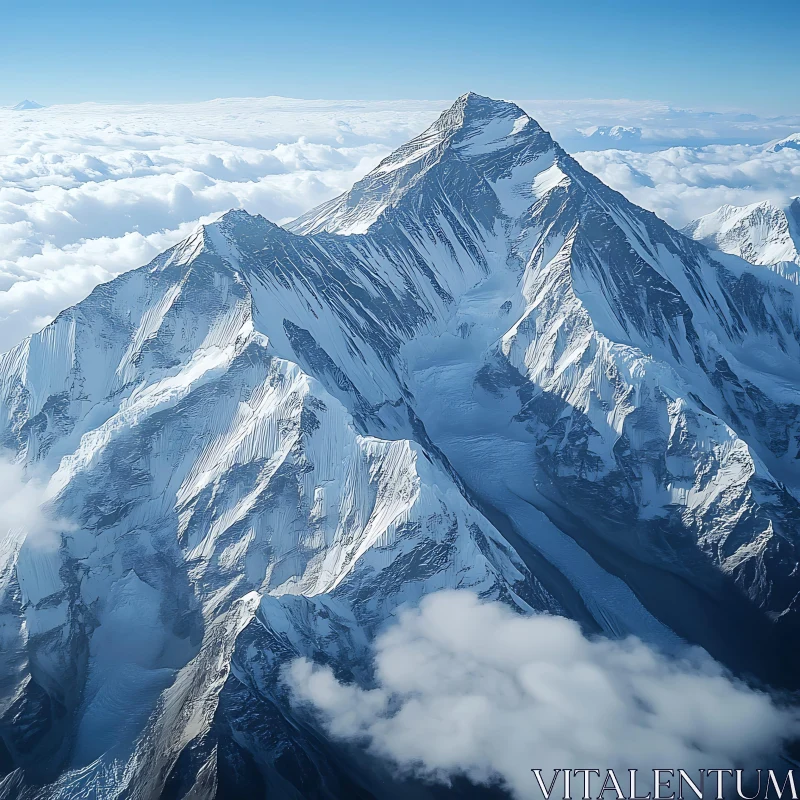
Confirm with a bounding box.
[1,92,799,799]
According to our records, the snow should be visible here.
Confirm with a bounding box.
[685,199,800,272]
[532,163,568,199]
[488,150,557,218]
[454,112,532,155]
[769,132,800,152]
[371,128,445,174]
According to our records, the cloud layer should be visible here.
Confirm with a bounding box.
[287,591,798,800]
[535,99,800,153]
[574,143,800,226]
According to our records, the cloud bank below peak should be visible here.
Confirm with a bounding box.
[287,591,799,800]
[574,141,800,227]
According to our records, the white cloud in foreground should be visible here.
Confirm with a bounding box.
[575,143,800,226]
[0,458,61,551]
[286,591,798,799]
[0,458,66,712]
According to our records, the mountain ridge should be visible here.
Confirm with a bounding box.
[683,198,800,284]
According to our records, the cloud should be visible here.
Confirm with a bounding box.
[0,457,62,552]
[574,143,800,226]
[286,591,799,800]
[524,98,800,153]
[0,458,68,713]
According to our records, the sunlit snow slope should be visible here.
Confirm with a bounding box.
[684,198,800,283]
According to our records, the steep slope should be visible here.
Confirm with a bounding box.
[0,214,566,798]
[293,94,800,667]
[1,93,800,798]
[683,199,800,283]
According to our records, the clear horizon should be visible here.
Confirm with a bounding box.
[3,0,799,113]
[5,92,797,117]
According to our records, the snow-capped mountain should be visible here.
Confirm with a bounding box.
[769,132,800,152]
[683,199,800,282]
[9,100,44,111]
[572,124,643,149]
[2,93,800,799]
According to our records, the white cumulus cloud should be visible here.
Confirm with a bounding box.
[0,458,63,552]
[574,143,800,226]
[286,591,799,800]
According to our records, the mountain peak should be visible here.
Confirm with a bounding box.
[11,99,44,111]
[454,90,525,114]
[288,93,554,236]
[202,209,284,258]
[768,132,800,152]
[684,198,800,269]
[437,91,534,140]
[215,207,268,226]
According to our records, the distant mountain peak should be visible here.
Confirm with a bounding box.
[11,99,44,110]
[683,197,800,279]
[768,132,800,152]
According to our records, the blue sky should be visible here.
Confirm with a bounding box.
[2,0,798,112]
